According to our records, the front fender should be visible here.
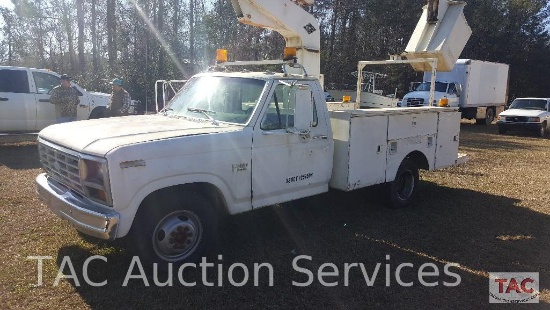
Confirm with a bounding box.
[116,173,251,237]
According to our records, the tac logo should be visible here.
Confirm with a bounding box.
[489,272,539,303]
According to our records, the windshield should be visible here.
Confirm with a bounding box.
[163,76,266,124]
[415,82,448,93]
[509,99,547,110]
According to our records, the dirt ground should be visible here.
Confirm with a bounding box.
[0,123,548,309]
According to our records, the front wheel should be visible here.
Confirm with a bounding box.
[387,158,419,208]
[129,191,217,270]
[538,122,547,138]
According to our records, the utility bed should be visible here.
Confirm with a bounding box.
[329,107,461,191]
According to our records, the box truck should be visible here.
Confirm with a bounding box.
[400,59,509,125]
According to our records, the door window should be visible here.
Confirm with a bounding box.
[32,72,60,94]
[448,83,457,95]
[0,69,30,93]
[260,83,317,130]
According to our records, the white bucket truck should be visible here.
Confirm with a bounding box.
[400,59,509,125]
[35,0,469,267]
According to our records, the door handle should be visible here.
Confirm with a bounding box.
[262,130,289,136]
[39,99,50,102]
[312,135,328,140]
[0,97,8,101]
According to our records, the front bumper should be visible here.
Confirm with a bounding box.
[496,121,542,131]
[35,173,119,240]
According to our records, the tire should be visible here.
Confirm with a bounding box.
[538,122,547,138]
[387,158,419,208]
[498,126,507,134]
[129,191,217,270]
[475,108,495,125]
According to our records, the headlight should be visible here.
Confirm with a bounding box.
[497,116,505,121]
[79,157,112,205]
[527,117,540,122]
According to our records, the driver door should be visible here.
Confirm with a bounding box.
[251,81,332,208]
[32,71,58,130]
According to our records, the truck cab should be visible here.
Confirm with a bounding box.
[400,81,460,107]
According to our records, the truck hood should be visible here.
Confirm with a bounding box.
[499,109,547,117]
[38,115,242,156]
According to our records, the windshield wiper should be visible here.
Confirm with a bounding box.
[187,108,218,124]
[160,107,173,115]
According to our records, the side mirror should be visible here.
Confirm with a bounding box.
[455,83,462,97]
[291,84,313,134]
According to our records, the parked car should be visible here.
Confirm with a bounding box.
[496,98,550,137]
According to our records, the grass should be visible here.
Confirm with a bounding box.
[0,123,549,309]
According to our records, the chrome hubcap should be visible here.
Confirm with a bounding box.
[153,210,202,261]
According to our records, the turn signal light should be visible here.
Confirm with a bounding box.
[439,98,449,107]
[342,95,351,103]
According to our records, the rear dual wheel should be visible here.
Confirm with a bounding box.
[387,159,419,208]
[476,108,495,125]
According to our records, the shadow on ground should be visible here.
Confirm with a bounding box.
[56,183,549,309]
[0,142,41,170]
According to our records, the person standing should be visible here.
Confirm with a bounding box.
[108,78,132,117]
[49,74,79,123]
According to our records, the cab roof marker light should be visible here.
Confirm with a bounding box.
[216,49,228,63]
[283,47,297,62]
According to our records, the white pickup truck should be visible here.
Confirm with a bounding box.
[497,97,550,137]
[36,65,464,267]
[0,66,110,132]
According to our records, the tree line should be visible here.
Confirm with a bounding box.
[1,0,549,109]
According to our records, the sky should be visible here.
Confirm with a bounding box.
[0,0,13,10]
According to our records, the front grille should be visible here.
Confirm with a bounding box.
[38,141,84,193]
[506,116,528,122]
[406,98,424,107]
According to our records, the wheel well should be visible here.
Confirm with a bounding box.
[406,151,429,170]
[141,183,229,216]
[89,106,106,119]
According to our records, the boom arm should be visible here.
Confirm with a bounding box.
[230,0,320,78]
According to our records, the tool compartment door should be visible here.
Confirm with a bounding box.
[434,110,461,169]
[329,111,388,191]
